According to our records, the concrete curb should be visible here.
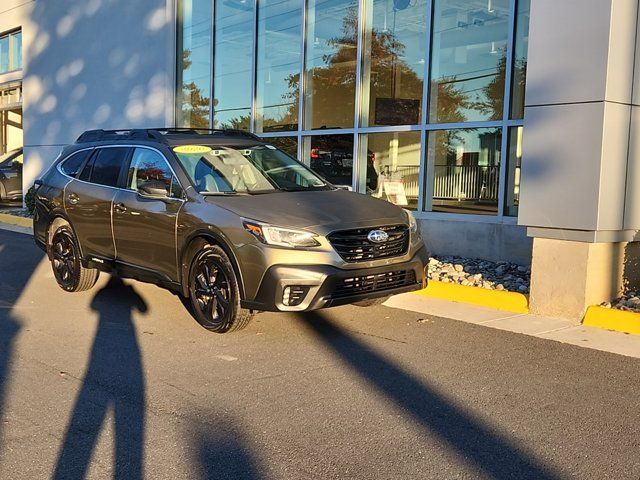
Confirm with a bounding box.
[415,280,529,314]
[583,306,640,336]
[0,213,32,228]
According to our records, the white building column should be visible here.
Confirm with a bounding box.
[520,0,640,319]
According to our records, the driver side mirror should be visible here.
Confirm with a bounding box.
[137,179,169,198]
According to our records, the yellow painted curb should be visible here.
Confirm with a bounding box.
[0,213,32,228]
[415,280,529,314]
[583,306,640,335]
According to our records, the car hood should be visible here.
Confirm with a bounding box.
[205,189,408,233]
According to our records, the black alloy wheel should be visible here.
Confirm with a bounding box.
[187,243,254,333]
[192,254,231,327]
[51,228,80,291]
[49,224,99,293]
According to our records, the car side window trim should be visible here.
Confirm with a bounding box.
[56,147,95,180]
[66,144,186,200]
[117,148,135,189]
[56,147,94,180]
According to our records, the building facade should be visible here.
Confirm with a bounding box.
[1,0,639,319]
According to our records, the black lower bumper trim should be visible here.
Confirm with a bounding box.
[243,245,429,312]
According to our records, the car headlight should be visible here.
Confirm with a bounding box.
[404,209,418,234]
[243,220,320,248]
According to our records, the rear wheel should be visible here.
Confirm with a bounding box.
[49,224,99,292]
[188,243,253,333]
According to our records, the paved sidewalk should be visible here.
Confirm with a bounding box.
[386,294,640,359]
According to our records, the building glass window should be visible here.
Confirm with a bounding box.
[363,0,427,127]
[511,0,530,119]
[213,0,255,129]
[363,131,421,210]
[304,0,359,130]
[256,0,303,133]
[429,128,502,215]
[505,126,522,216]
[175,0,531,219]
[429,0,510,124]
[0,36,8,73]
[11,31,22,72]
[176,0,212,128]
[306,134,354,188]
[264,137,298,159]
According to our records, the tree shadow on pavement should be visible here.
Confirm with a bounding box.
[194,422,263,480]
[0,232,44,466]
[299,311,563,480]
[54,276,147,480]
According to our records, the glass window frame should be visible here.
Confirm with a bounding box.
[176,0,527,222]
[0,29,22,73]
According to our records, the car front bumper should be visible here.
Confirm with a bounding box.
[242,245,429,312]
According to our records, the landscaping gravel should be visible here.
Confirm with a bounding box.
[0,207,31,218]
[600,293,640,314]
[427,255,531,293]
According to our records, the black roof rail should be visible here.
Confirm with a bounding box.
[75,129,167,144]
[75,127,261,144]
[146,127,262,140]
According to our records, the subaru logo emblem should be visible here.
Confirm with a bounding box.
[367,229,389,243]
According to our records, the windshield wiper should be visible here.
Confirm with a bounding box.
[200,191,242,196]
[277,186,329,192]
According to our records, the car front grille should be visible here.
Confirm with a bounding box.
[328,225,410,262]
[333,269,417,299]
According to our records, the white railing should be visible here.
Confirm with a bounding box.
[433,165,499,201]
[374,165,500,203]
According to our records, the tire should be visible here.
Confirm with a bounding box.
[49,224,99,292]
[353,296,390,307]
[187,243,254,333]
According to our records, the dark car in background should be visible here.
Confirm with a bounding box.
[33,129,428,333]
[309,136,379,192]
[0,148,23,205]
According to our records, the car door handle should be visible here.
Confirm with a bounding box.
[114,202,127,214]
[67,193,79,205]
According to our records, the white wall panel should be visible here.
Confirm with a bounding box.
[21,0,176,185]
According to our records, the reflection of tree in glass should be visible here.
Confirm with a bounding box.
[431,78,470,125]
[472,51,527,120]
[217,112,250,131]
[178,50,210,129]
[473,52,506,120]
[138,161,165,181]
[511,55,527,117]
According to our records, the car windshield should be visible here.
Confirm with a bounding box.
[173,144,331,194]
[0,150,20,166]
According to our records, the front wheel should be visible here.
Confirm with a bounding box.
[187,243,254,333]
[49,224,99,292]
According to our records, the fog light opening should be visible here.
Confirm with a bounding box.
[282,285,310,307]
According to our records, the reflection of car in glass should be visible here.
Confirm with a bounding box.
[0,148,23,204]
[34,129,428,334]
[309,137,379,191]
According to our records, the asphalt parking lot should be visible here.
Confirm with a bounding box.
[0,229,639,479]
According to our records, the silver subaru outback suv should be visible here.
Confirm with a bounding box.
[34,128,429,333]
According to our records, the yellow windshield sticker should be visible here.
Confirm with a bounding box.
[173,145,212,154]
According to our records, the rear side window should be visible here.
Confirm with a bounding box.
[60,150,92,177]
[78,147,129,187]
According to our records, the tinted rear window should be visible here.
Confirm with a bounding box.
[60,150,92,177]
[79,147,129,187]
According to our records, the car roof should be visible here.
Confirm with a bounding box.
[74,128,265,148]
